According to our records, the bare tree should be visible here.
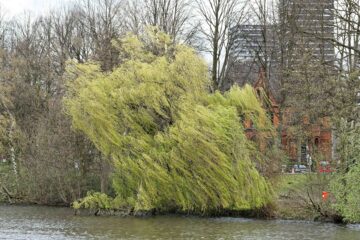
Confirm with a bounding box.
[124,0,144,35]
[76,0,126,71]
[330,0,360,121]
[145,0,192,42]
[125,0,196,44]
[227,0,280,90]
[333,0,360,71]
[196,0,248,91]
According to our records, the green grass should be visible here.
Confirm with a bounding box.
[271,173,333,220]
[272,174,308,197]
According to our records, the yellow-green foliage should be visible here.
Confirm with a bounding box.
[73,192,116,210]
[330,120,360,223]
[66,30,273,214]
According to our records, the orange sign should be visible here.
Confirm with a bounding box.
[322,191,329,201]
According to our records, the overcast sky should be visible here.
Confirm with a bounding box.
[0,0,73,17]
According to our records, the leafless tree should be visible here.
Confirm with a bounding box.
[196,0,248,91]
[124,0,196,44]
[76,0,126,71]
[330,0,360,121]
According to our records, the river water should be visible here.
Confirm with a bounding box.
[1,205,360,239]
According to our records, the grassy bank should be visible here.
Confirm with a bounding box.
[2,171,345,223]
[272,173,342,222]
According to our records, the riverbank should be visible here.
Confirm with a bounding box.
[272,173,344,223]
[1,205,359,240]
[0,174,345,223]
[0,199,344,224]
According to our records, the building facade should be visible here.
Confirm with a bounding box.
[230,1,335,166]
[247,70,333,166]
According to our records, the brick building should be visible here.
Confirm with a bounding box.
[248,70,333,166]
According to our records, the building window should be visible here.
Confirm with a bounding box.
[315,138,320,148]
[301,144,307,162]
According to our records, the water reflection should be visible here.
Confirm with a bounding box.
[0,205,360,239]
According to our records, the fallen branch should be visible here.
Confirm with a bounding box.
[1,185,14,204]
[307,189,326,218]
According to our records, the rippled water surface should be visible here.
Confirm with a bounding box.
[1,205,360,239]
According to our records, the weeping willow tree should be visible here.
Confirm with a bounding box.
[66,29,274,214]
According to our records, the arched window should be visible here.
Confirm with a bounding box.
[301,144,307,162]
[314,138,320,148]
